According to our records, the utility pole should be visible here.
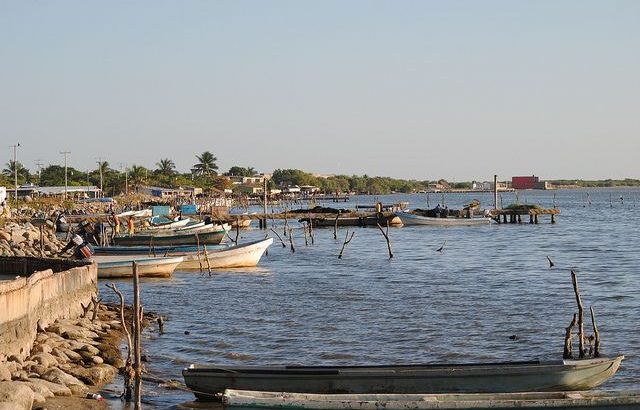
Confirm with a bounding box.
[96,157,104,197]
[11,143,20,204]
[60,151,71,200]
[35,160,43,184]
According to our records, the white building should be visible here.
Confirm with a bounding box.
[0,186,6,203]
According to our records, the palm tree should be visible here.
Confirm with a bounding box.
[128,165,148,190]
[3,160,30,184]
[155,158,176,176]
[192,151,218,176]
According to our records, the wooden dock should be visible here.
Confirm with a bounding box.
[488,207,560,224]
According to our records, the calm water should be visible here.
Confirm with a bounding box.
[100,188,640,408]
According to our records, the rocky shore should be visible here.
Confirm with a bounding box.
[0,303,127,409]
[0,221,69,258]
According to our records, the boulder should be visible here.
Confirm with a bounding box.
[0,365,10,382]
[22,230,39,242]
[0,232,10,241]
[60,363,117,386]
[80,344,100,356]
[41,367,83,387]
[96,343,123,367]
[60,348,82,363]
[27,378,71,396]
[0,381,34,410]
[10,229,26,245]
[30,352,58,368]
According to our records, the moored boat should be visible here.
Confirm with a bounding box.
[94,238,273,269]
[224,388,640,409]
[182,356,624,401]
[112,229,226,246]
[395,211,491,226]
[95,256,184,278]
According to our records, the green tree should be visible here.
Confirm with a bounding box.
[128,165,148,190]
[155,158,176,176]
[192,151,218,176]
[2,160,30,185]
[226,166,258,177]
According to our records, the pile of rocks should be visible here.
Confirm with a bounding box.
[0,222,70,258]
[0,305,124,409]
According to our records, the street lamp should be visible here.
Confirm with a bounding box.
[11,143,20,203]
[96,158,104,198]
[60,151,70,200]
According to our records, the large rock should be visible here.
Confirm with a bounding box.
[10,229,26,245]
[41,368,84,389]
[60,363,117,386]
[27,378,72,396]
[0,231,10,241]
[30,352,58,368]
[17,380,54,400]
[0,365,10,382]
[0,381,34,410]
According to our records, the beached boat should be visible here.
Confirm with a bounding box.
[116,209,152,218]
[395,211,491,226]
[139,222,229,237]
[94,256,184,278]
[224,388,640,409]
[182,356,624,400]
[94,238,273,269]
[112,229,226,246]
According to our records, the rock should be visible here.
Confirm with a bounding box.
[41,368,84,388]
[2,362,19,375]
[80,344,100,356]
[96,343,123,367]
[0,381,34,410]
[0,232,10,241]
[30,352,58,368]
[22,230,39,242]
[91,355,104,365]
[51,347,70,363]
[24,364,48,377]
[16,381,53,400]
[0,365,10,382]
[10,229,26,245]
[60,364,117,386]
[11,370,29,381]
[60,348,82,363]
[27,378,72,396]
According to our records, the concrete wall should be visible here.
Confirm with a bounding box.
[0,257,97,360]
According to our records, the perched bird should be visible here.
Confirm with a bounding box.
[436,240,447,252]
[547,256,555,268]
[509,335,519,341]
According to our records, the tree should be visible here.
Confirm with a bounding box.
[192,151,218,177]
[128,165,148,190]
[3,160,31,185]
[155,158,176,176]
[226,166,258,177]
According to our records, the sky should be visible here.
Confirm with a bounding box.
[1,1,639,182]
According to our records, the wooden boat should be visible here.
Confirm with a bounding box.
[112,229,226,246]
[94,238,273,269]
[224,389,640,409]
[139,222,229,237]
[94,256,183,278]
[144,217,192,230]
[299,214,402,227]
[182,356,624,401]
[116,209,151,218]
[395,211,491,226]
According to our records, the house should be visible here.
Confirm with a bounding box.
[512,175,549,190]
[16,184,102,199]
[139,186,202,198]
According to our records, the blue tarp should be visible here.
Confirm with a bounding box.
[152,205,171,216]
[181,204,198,215]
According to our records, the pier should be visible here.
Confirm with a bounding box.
[488,207,559,224]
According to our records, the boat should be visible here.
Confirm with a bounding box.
[93,238,273,270]
[138,222,229,236]
[112,229,226,246]
[182,356,624,401]
[224,388,640,409]
[395,211,491,226]
[143,217,192,230]
[116,209,152,218]
[94,256,184,278]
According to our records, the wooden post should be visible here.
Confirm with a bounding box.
[590,306,601,357]
[534,214,539,224]
[288,228,295,253]
[106,283,133,401]
[270,228,286,248]
[263,177,268,229]
[551,214,556,224]
[333,214,339,240]
[302,222,309,246]
[39,225,44,257]
[195,233,203,273]
[203,244,212,275]
[530,214,534,224]
[376,221,394,259]
[338,230,355,259]
[517,214,522,224]
[563,313,577,359]
[132,262,142,409]
[571,270,586,358]
[493,174,498,210]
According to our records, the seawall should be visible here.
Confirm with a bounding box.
[0,257,97,360]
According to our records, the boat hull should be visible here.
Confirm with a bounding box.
[96,256,184,278]
[396,212,491,226]
[224,389,640,410]
[112,230,226,246]
[177,238,273,270]
[183,356,623,401]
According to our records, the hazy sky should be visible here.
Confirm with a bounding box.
[1,1,639,181]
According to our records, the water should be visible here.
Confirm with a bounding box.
[100,188,640,408]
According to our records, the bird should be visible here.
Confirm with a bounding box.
[436,240,447,252]
[547,256,555,268]
[509,335,519,341]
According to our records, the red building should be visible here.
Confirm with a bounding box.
[512,175,539,190]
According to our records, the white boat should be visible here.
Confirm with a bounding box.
[116,209,152,218]
[94,255,184,278]
[395,211,492,226]
[176,238,272,270]
[224,389,640,409]
[143,217,192,230]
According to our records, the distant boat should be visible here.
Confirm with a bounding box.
[143,217,192,230]
[94,238,273,270]
[224,388,640,409]
[395,211,491,226]
[116,209,152,218]
[112,229,226,246]
[94,256,183,278]
[182,356,624,400]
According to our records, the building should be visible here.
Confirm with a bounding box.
[0,186,6,203]
[511,175,549,190]
[16,184,102,198]
[139,186,202,198]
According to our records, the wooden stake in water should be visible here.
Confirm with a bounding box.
[571,270,585,358]
[132,262,143,409]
